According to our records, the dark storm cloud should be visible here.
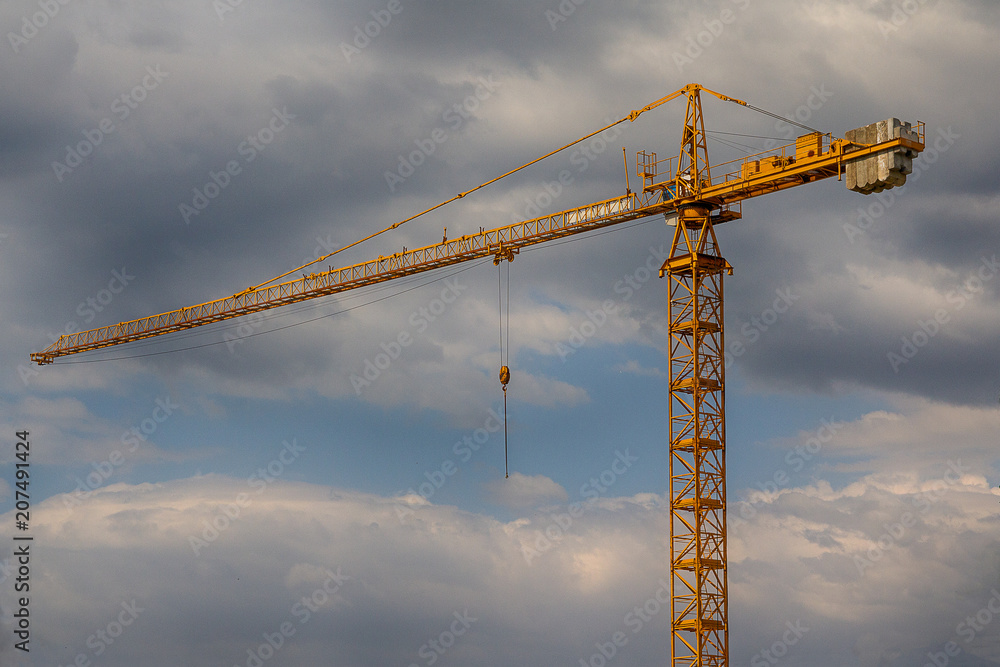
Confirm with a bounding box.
[1,0,995,414]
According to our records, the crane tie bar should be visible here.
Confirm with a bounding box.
[246,84,761,296]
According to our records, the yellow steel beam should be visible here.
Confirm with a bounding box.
[31,191,681,364]
[645,126,925,211]
[30,127,920,365]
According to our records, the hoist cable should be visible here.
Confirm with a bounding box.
[504,262,510,478]
[506,263,510,365]
[497,259,511,478]
[503,387,509,479]
[497,265,504,366]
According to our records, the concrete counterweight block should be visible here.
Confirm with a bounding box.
[846,118,918,195]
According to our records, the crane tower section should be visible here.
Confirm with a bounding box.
[635,86,924,666]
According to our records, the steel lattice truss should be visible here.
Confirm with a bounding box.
[665,205,730,667]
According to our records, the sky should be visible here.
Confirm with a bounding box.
[0,0,998,665]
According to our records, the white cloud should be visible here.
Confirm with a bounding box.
[731,474,999,665]
[0,396,206,467]
[484,471,568,509]
[0,477,675,666]
[0,459,996,666]
[612,359,666,378]
[780,397,1000,478]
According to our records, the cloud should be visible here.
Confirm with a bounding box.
[484,471,568,509]
[7,0,995,413]
[0,395,213,468]
[0,476,675,666]
[730,475,1000,665]
[612,359,666,378]
[0,455,996,666]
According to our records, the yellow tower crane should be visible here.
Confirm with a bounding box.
[31,83,925,666]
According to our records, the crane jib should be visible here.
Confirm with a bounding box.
[30,87,924,367]
[31,191,666,364]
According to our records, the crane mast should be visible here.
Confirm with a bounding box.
[30,84,925,667]
[664,85,732,666]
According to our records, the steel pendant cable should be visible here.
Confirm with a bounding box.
[497,259,511,478]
